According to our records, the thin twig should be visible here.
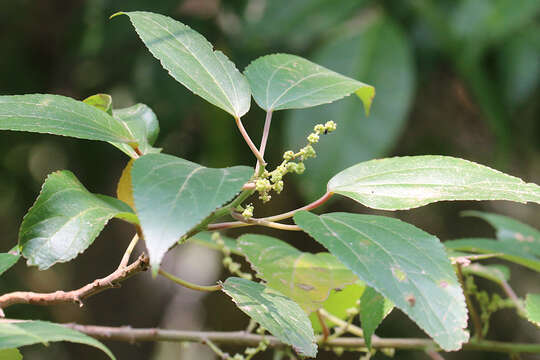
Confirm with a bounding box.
[255,110,273,174]
[52,323,540,354]
[426,349,446,360]
[316,309,330,341]
[230,212,301,231]
[318,309,365,338]
[235,116,265,168]
[207,192,333,231]
[117,234,140,270]
[0,254,149,314]
[500,280,526,317]
[456,263,483,340]
[158,269,222,292]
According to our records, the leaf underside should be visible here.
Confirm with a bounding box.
[0,320,115,359]
[19,170,136,270]
[244,53,374,113]
[238,234,358,313]
[328,155,540,210]
[294,211,469,351]
[118,11,251,118]
[222,277,317,357]
[131,153,252,273]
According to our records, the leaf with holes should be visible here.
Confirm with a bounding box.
[222,277,317,357]
[116,11,251,118]
[294,211,469,351]
[526,293,540,327]
[0,320,114,359]
[328,156,540,210]
[360,287,394,350]
[131,153,252,273]
[462,211,540,256]
[238,234,358,313]
[19,171,137,270]
[0,94,135,144]
[244,53,374,113]
[444,238,540,272]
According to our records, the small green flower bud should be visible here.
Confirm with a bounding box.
[229,262,241,273]
[242,204,254,219]
[324,120,337,132]
[314,124,325,134]
[283,150,295,161]
[301,145,316,159]
[273,180,284,193]
[233,354,245,360]
[260,193,271,203]
[256,326,266,335]
[222,246,231,256]
[294,162,305,174]
[244,348,257,355]
[211,232,220,242]
[255,178,271,192]
[333,347,344,356]
[307,133,319,144]
[222,256,233,266]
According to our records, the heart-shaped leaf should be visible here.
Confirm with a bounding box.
[19,171,137,270]
[116,11,251,118]
[359,287,394,350]
[222,277,317,357]
[0,254,19,277]
[328,155,540,210]
[0,320,114,359]
[444,238,540,272]
[462,211,540,256]
[244,53,374,113]
[131,153,252,273]
[238,234,358,313]
[525,293,540,327]
[294,211,469,351]
[0,94,135,143]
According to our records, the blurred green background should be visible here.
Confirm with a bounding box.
[1,0,539,359]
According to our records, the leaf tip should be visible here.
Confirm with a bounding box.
[355,86,375,116]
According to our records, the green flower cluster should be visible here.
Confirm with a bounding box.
[255,121,337,203]
[212,232,253,280]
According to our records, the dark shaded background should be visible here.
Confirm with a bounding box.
[1,0,539,359]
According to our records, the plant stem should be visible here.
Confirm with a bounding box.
[235,116,265,168]
[456,263,483,340]
[207,191,333,230]
[500,280,526,317]
[204,338,228,359]
[255,111,273,174]
[318,309,365,338]
[57,323,540,354]
[117,233,139,270]
[158,269,222,292]
[230,212,301,231]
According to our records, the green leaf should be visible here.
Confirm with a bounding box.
[285,17,414,200]
[83,94,113,115]
[0,320,114,359]
[462,211,540,256]
[111,103,161,158]
[116,11,251,118]
[0,254,19,276]
[525,293,540,327]
[0,94,135,143]
[222,277,317,357]
[83,94,161,158]
[238,234,358,313]
[444,238,540,272]
[131,153,252,273]
[360,287,394,350]
[19,171,137,270]
[294,211,469,351]
[0,348,22,360]
[309,283,365,333]
[328,155,540,211]
[244,53,374,113]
